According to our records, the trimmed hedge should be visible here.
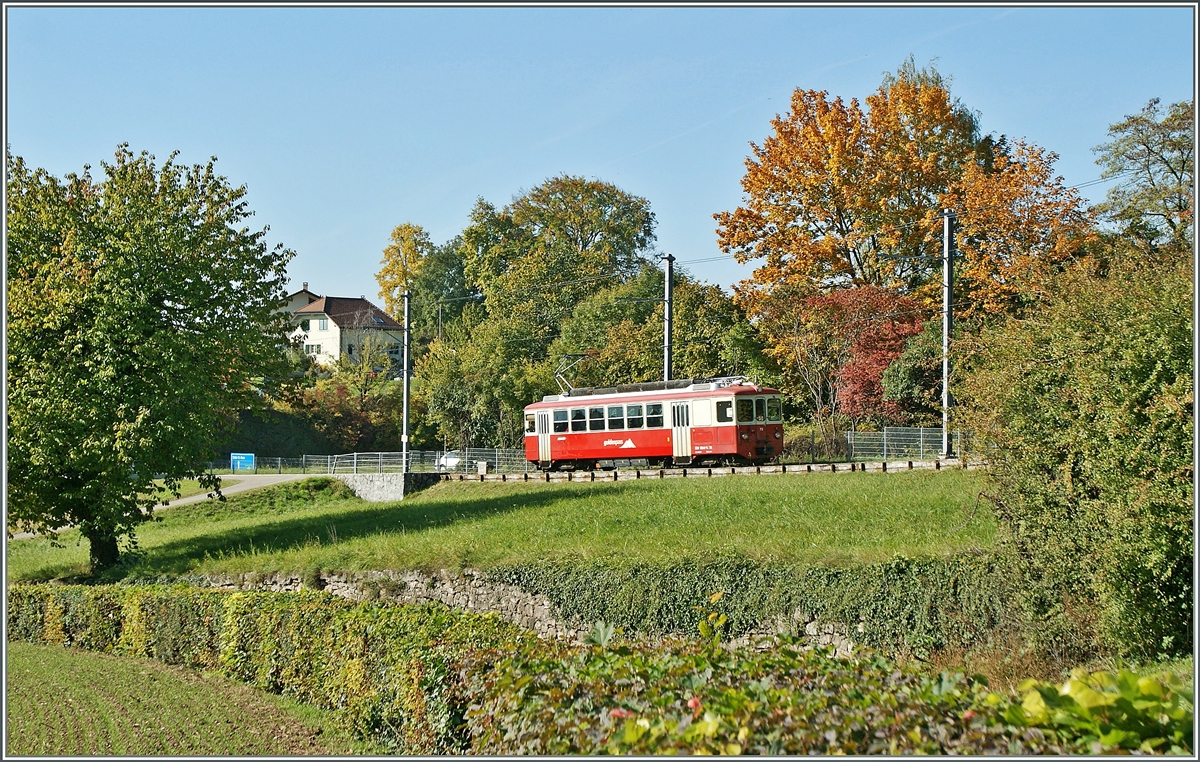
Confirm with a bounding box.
[487,552,1013,657]
[7,583,531,753]
[8,583,1190,755]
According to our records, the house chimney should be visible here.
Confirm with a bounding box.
[303,282,308,290]
[360,295,365,299]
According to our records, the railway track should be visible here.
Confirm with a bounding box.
[438,457,974,483]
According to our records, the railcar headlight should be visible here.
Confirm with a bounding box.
[740,433,749,440]
[774,431,782,439]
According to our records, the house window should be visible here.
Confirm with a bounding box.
[300,319,310,331]
[304,344,322,355]
[318,318,328,331]
[347,344,355,355]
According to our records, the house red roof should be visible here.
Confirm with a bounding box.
[294,296,402,329]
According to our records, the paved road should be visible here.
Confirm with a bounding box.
[8,473,314,541]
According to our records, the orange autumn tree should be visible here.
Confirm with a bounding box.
[716,59,980,303]
[719,59,1092,432]
[943,138,1095,318]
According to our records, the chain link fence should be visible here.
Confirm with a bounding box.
[844,427,969,461]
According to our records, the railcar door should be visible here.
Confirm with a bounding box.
[537,411,552,462]
[671,402,691,463]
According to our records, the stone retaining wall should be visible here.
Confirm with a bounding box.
[331,472,440,502]
[198,568,858,655]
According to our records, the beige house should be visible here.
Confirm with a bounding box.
[286,288,404,368]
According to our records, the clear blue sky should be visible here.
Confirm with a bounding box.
[6,5,1195,301]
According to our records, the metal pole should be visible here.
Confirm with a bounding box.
[942,210,955,457]
[662,253,675,382]
[402,290,411,474]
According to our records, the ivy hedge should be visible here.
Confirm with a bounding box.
[487,552,1013,657]
[7,584,1191,755]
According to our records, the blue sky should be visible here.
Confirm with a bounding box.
[6,5,1195,301]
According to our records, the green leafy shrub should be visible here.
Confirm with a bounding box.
[461,636,1193,754]
[487,552,1012,657]
[961,254,1193,660]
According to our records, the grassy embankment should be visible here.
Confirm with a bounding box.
[5,479,240,537]
[4,641,385,756]
[7,469,993,582]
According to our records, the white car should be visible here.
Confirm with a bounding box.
[436,451,463,472]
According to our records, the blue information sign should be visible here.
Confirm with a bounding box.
[230,453,255,471]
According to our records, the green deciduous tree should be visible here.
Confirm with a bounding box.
[6,146,294,570]
[1093,98,1194,251]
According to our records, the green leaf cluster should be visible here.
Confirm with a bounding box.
[1004,668,1193,754]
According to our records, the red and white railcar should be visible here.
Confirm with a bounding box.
[523,377,784,471]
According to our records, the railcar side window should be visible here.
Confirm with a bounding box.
[626,404,644,428]
[755,398,766,422]
[608,405,624,430]
[552,410,568,433]
[589,407,606,431]
[526,413,537,434]
[646,403,664,428]
[766,397,782,422]
[571,409,587,432]
[736,398,754,423]
[716,400,734,423]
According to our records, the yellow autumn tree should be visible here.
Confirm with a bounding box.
[376,222,433,316]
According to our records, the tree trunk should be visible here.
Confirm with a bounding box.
[83,526,121,571]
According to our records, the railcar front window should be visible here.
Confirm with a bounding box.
[526,413,537,434]
[626,404,644,429]
[646,403,664,428]
[552,410,568,433]
[736,398,754,423]
[755,398,766,422]
[766,397,782,422]
[589,407,606,431]
[571,409,587,432]
[716,400,733,423]
[608,406,625,430]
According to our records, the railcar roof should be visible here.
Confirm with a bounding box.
[526,378,780,408]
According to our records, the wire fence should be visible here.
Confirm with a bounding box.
[322,449,533,475]
[844,427,969,461]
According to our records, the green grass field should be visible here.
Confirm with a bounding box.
[7,469,993,582]
[4,641,381,756]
